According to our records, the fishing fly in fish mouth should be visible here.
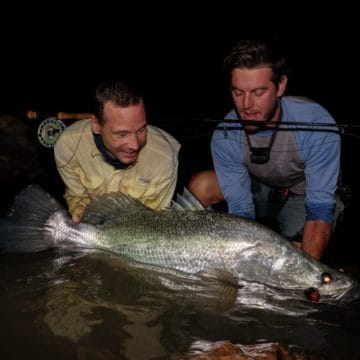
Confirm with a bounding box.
[0,185,359,307]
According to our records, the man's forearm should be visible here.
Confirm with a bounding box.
[302,220,332,260]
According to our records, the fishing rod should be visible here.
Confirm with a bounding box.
[153,118,360,139]
[25,111,95,148]
[26,110,360,128]
[25,110,360,148]
[155,117,360,128]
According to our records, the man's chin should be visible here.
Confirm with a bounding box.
[243,123,277,133]
[243,125,259,134]
[118,155,138,165]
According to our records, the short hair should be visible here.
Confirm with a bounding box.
[94,80,143,124]
[223,39,289,86]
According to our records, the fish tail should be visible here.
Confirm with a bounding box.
[0,184,64,253]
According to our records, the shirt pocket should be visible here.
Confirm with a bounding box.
[128,177,158,200]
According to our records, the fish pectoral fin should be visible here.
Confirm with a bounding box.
[199,268,241,288]
[195,268,240,311]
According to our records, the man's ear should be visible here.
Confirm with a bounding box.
[91,117,102,134]
[277,75,288,97]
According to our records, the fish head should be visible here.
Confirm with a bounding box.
[268,243,360,303]
[244,243,360,304]
[309,268,360,303]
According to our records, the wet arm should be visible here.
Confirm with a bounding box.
[298,114,340,260]
[302,219,332,260]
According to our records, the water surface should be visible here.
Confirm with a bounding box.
[1,250,359,359]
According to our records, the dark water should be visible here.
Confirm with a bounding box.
[0,250,359,359]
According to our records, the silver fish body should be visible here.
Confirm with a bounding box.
[1,185,359,303]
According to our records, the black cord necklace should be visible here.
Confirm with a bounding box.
[245,124,279,164]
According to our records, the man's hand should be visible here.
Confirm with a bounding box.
[71,206,85,224]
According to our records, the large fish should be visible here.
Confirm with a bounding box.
[0,185,359,305]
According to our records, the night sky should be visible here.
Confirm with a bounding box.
[1,10,357,121]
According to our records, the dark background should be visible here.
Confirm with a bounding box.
[1,7,357,121]
[1,8,359,264]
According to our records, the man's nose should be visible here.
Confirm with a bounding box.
[242,93,253,109]
[126,134,140,150]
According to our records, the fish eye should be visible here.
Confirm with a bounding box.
[321,272,332,284]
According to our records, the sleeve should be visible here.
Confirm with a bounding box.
[211,129,255,219]
[144,165,179,210]
[53,135,92,217]
[298,110,341,225]
[143,139,180,210]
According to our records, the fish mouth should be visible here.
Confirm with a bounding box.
[337,283,360,302]
[320,281,360,303]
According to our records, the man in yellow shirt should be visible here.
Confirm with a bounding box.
[54,80,180,223]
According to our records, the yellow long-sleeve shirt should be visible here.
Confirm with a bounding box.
[54,119,180,217]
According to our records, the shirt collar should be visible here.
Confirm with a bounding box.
[92,133,129,170]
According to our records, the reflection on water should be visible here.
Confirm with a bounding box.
[0,250,359,359]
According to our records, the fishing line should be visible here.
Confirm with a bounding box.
[152,117,360,128]
[56,120,89,169]
[151,118,360,142]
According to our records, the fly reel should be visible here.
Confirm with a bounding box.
[37,117,66,148]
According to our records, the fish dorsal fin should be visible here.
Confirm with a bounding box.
[171,187,205,211]
[83,192,150,224]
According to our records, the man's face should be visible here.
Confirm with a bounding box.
[92,100,147,165]
[231,66,287,132]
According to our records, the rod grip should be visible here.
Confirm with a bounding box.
[26,110,95,121]
[57,112,95,120]
[25,110,39,120]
